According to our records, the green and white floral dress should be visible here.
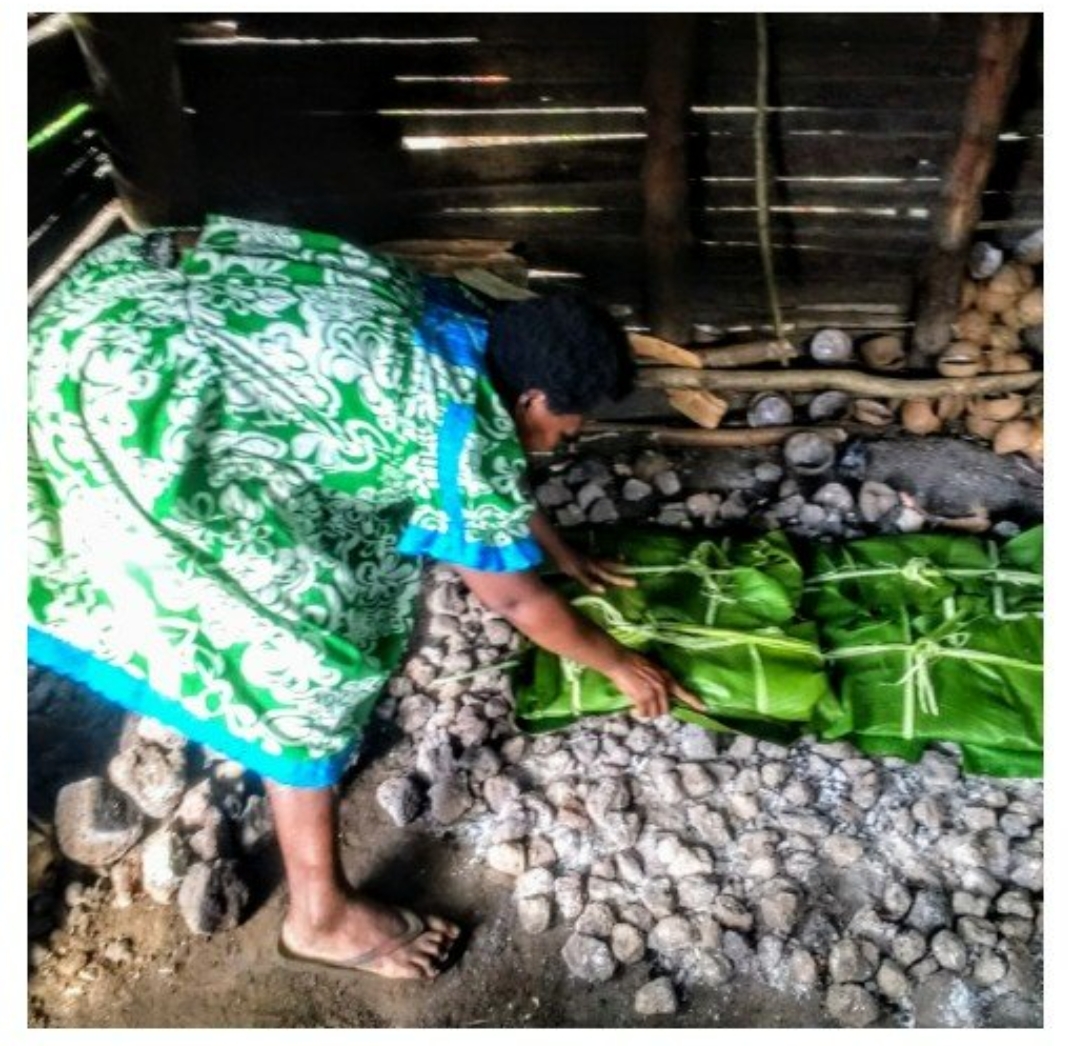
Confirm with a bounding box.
[28,215,541,786]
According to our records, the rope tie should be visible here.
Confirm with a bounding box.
[826,618,1041,740]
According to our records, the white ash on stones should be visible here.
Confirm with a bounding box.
[29,666,269,949]
[365,567,1043,1027]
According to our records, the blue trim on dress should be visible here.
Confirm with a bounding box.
[27,627,357,788]
[397,524,543,572]
[412,292,488,371]
[438,402,474,525]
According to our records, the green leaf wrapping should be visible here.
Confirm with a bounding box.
[803,529,1044,625]
[807,529,1043,777]
[513,527,1043,778]
[514,531,830,739]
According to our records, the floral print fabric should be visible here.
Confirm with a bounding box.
[28,215,540,786]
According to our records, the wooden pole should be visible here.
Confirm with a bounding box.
[642,14,696,345]
[696,340,799,368]
[910,14,1032,367]
[638,366,1041,399]
[70,14,200,229]
[581,423,849,449]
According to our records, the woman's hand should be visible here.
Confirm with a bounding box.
[454,564,705,721]
[530,511,636,594]
[555,548,637,595]
[606,649,707,719]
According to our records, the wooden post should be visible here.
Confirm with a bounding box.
[642,14,696,345]
[910,14,1031,367]
[70,14,200,229]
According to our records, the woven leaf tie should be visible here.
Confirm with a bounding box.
[615,541,741,625]
[808,555,1040,591]
[900,557,943,588]
[827,627,1042,740]
[807,555,943,590]
[565,659,585,715]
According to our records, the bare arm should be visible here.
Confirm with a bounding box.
[529,510,637,594]
[453,565,703,718]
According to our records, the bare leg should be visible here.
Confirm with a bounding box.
[266,782,459,979]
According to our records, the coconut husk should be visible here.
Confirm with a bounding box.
[968,393,1026,422]
[999,304,1024,331]
[976,285,1018,316]
[1017,288,1044,327]
[937,341,984,378]
[993,418,1040,458]
[999,353,1034,374]
[987,325,1022,354]
[901,399,943,435]
[988,262,1034,298]
[965,413,1002,440]
[931,507,992,534]
[1028,418,1044,462]
[953,310,992,345]
[852,399,894,426]
[936,394,968,422]
[859,335,906,372]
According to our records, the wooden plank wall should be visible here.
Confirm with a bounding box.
[30,14,1039,342]
[173,12,1042,343]
[28,15,119,291]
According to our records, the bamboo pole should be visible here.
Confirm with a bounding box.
[70,14,200,228]
[910,14,1032,366]
[637,367,1041,399]
[753,13,785,343]
[642,14,696,345]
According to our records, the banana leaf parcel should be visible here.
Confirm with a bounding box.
[803,527,1044,625]
[515,531,834,739]
[806,528,1043,777]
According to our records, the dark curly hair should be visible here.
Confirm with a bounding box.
[485,293,635,414]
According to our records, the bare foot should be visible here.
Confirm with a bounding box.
[282,897,460,980]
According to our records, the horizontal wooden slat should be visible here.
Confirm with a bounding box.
[178,98,1043,153]
[165,10,1041,331]
[176,12,649,46]
[739,12,981,51]
[176,39,648,94]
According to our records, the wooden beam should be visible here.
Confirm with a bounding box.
[638,366,1041,399]
[696,339,799,369]
[641,14,696,345]
[70,14,200,228]
[910,14,1032,366]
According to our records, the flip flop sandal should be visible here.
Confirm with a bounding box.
[276,907,435,978]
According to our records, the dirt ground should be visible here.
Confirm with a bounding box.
[28,745,831,1030]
